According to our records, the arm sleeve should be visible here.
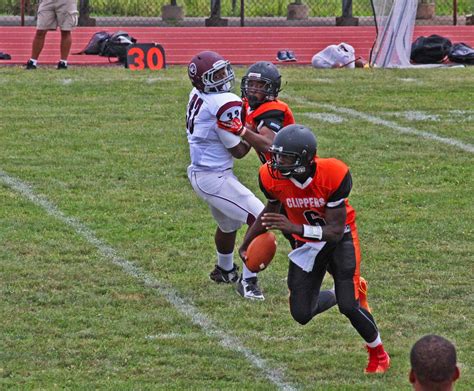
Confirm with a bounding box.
[255,109,285,133]
[215,97,243,148]
[327,171,352,208]
[216,100,242,121]
[216,128,241,149]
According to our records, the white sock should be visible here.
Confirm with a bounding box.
[242,263,257,280]
[217,251,233,271]
[367,333,382,348]
[30,58,37,65]
[60,59,68,65]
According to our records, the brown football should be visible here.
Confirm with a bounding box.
[245,231,277,272]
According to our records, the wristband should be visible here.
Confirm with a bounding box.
[303,225,323,240]
[239,127,247,137]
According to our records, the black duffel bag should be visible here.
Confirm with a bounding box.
[448,42,474,65]
[411,34,452,64]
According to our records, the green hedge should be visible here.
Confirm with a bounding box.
[0,0,469,17]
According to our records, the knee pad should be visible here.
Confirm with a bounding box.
[290,307,312,325]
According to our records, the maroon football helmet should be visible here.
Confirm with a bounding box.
[188,51,235,93]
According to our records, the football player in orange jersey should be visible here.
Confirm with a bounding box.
[238,124,391,374]
[218,63,371,308]
[218,61,295,161]
[239,61,295,163]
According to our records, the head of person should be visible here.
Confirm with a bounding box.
[409,335,460,391]
[241,61,281,109]
[188,50,235,94]
[268,124,317,179]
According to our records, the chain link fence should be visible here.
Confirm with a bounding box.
[0,0,472,26]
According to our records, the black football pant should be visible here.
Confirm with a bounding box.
[287,232,379,343]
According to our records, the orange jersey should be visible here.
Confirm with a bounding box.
[259,157,356,243]
[242,98,295,163]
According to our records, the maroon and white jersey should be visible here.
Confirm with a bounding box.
[186,88,242,172]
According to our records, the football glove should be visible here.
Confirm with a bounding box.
[217,117,245,136]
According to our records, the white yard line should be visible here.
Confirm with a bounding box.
[301,112,346,124]
[0,170,297,391]
[286,95,474,154]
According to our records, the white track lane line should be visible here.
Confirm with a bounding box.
[285,96,474,154]
[0,170,297,391]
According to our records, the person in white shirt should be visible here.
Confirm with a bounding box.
[186,50,265,300]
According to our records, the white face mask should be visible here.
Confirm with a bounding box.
[203,62,235,93]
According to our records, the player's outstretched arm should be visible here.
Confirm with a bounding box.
[228,139,251,159]
[241,125,275,154]
[217,117,245,135]
[218,117,278,155]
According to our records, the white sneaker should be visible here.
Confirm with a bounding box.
[236,277,264,300]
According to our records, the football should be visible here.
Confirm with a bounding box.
[245,231,277,272]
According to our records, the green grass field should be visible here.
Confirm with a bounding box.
[0,65,473,390]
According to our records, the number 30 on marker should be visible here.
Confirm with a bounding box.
[126,43,166,70]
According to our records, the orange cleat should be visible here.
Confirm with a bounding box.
[365,344,390,374]
[359,277,371,313]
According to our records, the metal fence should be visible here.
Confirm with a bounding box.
[0,0,472,26]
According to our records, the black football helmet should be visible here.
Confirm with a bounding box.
[188,51,235,93]
[241,61,281,109]
[269,124,317,177]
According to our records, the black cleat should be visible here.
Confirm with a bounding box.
[57,61,68,70]
[25,60,37,70]
[209,264,239,284]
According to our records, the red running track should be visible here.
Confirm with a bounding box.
[0,26,473,66]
